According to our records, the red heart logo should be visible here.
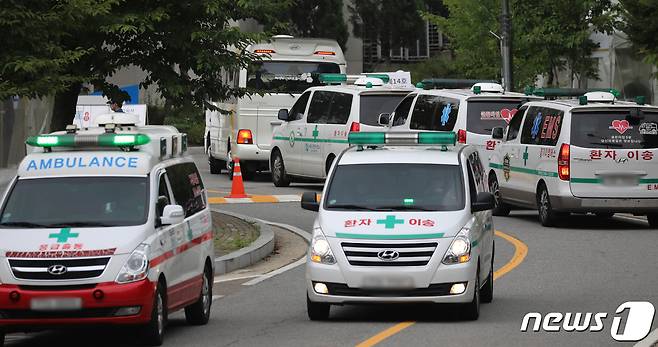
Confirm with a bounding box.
[611,120,631,134]
[500,108,518,124]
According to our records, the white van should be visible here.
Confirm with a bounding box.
[270,73,415,186]
[205,36,347,179]
[0,114,214,346]
[488,91,658,227]
[389,82,540,170]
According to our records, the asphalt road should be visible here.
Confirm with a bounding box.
[5,147,658,346]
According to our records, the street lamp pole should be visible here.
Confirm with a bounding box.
[501,0,513,91]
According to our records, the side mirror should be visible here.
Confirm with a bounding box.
[301,192,320,212]
[491,126,504,140]
[160,205,185,225]
[377,113,392,126]
[277,109,289,121]
[472,192,495,212]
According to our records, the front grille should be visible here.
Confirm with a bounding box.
[341,242,437,266]
[8,258,110,280]
[322,282,454,297]
[0,308,116,319]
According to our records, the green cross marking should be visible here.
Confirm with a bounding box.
[49,228,79,243]
[523,146,529,166]
[312,125,319,139]
[377,215,404,229]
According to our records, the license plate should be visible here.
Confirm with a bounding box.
[602,176,639,187]
[30,297,82,311]
[362,276,414,289]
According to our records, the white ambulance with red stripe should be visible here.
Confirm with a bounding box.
[0,114,214,346]
[488,90,658,227]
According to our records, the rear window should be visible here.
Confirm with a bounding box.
[570,110,658,149]
[409,95,460,131]
[359,94,408,126]
[466,100,524,135]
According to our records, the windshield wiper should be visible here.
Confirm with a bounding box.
[373,205,435,211]
[327,204,389,211]
[0,221,52,228]
[48,222,112,228]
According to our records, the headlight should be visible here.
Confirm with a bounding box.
[442,227,471,265]
[116,244,150,284]
[310,228,336,265]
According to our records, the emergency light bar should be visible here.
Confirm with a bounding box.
[528,87,621,98]
[26,133,151,148]
[348,131,456,146]
[318,73,395,85]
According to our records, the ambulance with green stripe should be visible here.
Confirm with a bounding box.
[0,114,214,346]
[270,72,415,186]
[301,131,495,321]
[488,90,658,227]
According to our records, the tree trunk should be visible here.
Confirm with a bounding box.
[51,83,82,132]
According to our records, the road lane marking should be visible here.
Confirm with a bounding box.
[214,274,262,283]
[355,230,528,347]
[208,195,302,204]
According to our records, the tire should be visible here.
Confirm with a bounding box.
[648,214,658,228]
[488,173,511,216]
[462,267,480,321]
[536,184,563,227]
[0,331,5,347]
[271,151,291,187]
[240,165,254,181]
[141,282,167,346]
[208,155,223,175]
[325,155,335,175]
[480,243,494,304]
[307,295,330,321]
[595,212,614,219]
[185,266,213,325]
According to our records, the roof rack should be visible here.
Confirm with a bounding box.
[419,78,498,90]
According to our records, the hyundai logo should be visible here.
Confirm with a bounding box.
[47,264,68,276]
[377,250,400,261]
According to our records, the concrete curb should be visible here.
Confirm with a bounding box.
[211,209,275,275]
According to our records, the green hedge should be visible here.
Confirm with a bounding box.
[149,105,205,146]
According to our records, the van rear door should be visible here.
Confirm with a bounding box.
[569,108,658,198]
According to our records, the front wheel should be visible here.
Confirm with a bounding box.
[271,151,291,187]
[480,243,494,304]
[185,267,213,325]
[307,295,330,321]
[648,214,658,228]
[461,268,480,320]
[141,283,167,346]
[1,331,5,347]
[488,173,511,216]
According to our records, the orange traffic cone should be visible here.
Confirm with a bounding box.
[226,157,249,198]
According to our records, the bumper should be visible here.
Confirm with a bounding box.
[0,280,156,331]
[306,259,476,305]
[551,196,658,213]
[233,144,270,163]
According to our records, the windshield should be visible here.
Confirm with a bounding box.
[0,177,149,228]
[247,61,340,94]
[570,110,658,149]
[325,164,465,211]
[466,100,524,135]
[359,94,409,126]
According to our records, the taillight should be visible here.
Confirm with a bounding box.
[350,122,360,132]
[558,143,570,181]
[314,50,335,56]
[237,129,253,144]
[457,129,467,144]
[254,49,275,54]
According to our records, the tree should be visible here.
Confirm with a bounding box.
[0,0,291,131]
[270,0,349,51]
[619,0,658,69]
[424,0,618,89]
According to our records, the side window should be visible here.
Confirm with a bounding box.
[392,94,416,126]
[468,153,486,193]
[307,91,332,124]
[289,91,311,121]
[467,164,478,204]
[409,95,459,131]
[506,106,526,141]
[520,107,564,145]
[167,163,206,217]
[156,173,171,217]
[327,92,353,124]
